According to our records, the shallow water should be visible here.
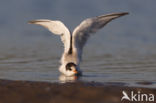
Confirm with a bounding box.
[0,40,156,88]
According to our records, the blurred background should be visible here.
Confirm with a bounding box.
[0,0,156,55]
[0,0,156,83]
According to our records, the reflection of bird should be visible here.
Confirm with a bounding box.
[29,12,128,76]
[121,91,130,101]
[59,75,79,83]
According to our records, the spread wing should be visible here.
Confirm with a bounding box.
[28,19,71,52]
[72,12,129,59]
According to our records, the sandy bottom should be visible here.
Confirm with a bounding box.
[0,79,155,103]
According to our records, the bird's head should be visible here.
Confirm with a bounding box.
[65,62,78,76]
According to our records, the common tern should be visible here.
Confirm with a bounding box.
[29,12,128,76]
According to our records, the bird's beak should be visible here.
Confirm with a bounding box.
[73,69,78,74]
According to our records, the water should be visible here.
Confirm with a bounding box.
[0,0,156,88]
[0,39,156,88]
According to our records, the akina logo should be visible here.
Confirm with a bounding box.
[121,90,155,102]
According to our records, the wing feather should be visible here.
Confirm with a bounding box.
[72,12,129,59]
[28,19,71,52]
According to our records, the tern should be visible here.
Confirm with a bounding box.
[29,12,128,76]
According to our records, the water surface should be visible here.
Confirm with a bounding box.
[0,41,155,88]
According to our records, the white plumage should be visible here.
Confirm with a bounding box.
[29,12,128,76]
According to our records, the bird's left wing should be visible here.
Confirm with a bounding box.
[28,19,71,52]
[72,12,129,59]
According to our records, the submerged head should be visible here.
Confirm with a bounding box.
[65,62,78,76]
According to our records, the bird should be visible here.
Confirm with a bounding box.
[28,12,129,76]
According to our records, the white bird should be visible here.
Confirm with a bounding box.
[29,12,128,76]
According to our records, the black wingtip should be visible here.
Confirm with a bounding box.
[107,12,129,17]
[119,12,129,16]
[97,12,129,18]
[28,20,36,24]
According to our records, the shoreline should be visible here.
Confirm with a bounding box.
[0,79,155,103]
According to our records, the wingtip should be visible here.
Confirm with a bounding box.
[111,12,129,17]
[28,20,36,24]
[120,12,129,16]
[28,19,52,24]
[97,12,129,19]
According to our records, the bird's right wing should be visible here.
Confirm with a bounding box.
[72,12,128,59]
[28,19,71,52]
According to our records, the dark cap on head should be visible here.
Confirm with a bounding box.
[66,62,76,71]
